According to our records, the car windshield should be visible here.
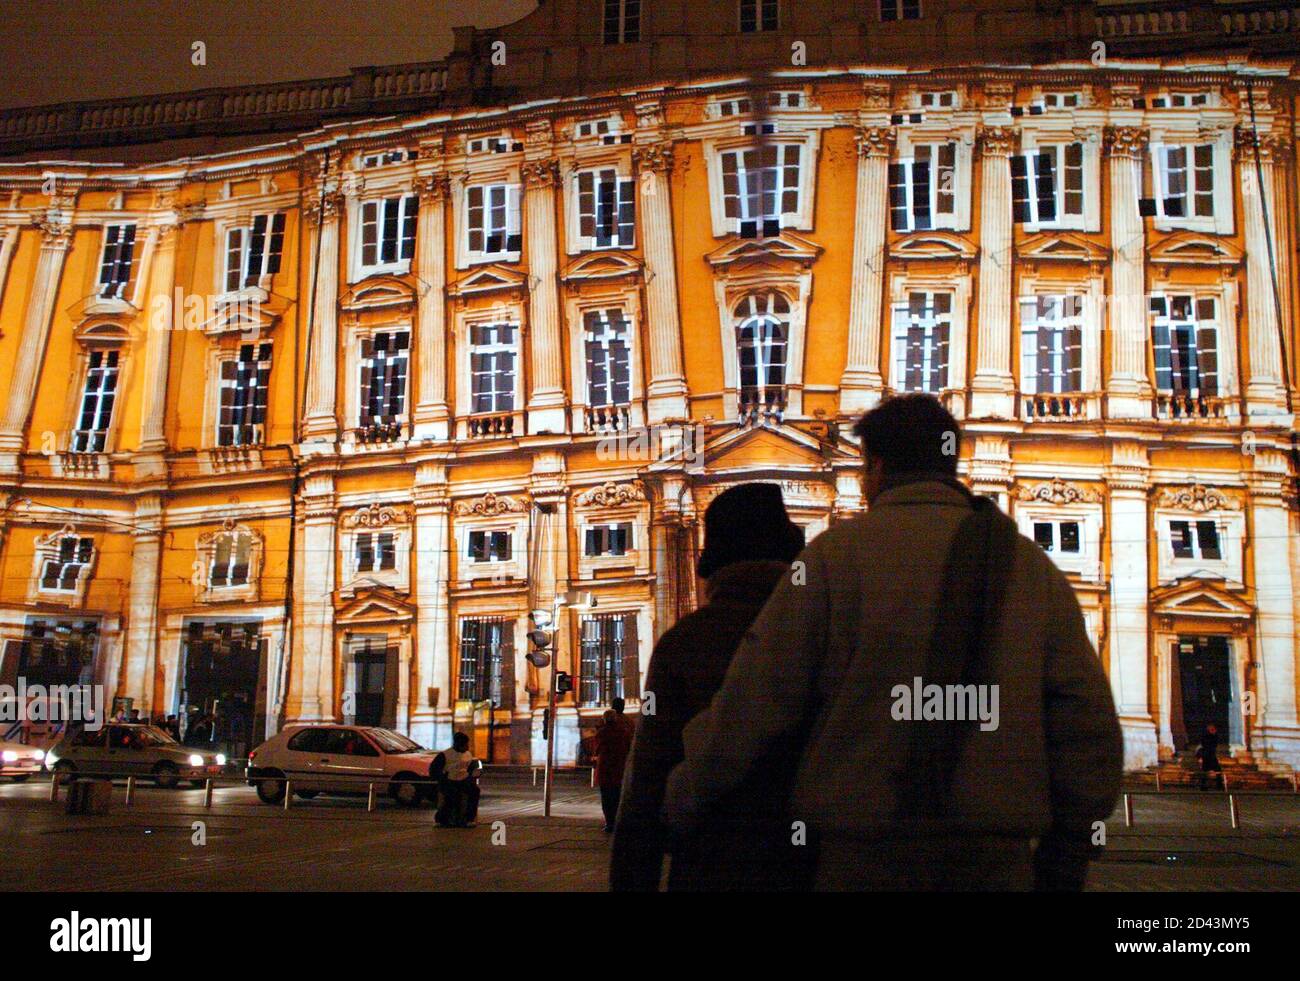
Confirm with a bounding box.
[365,728,422,753]
[143,726,178,745]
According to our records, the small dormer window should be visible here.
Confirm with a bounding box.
[361,149,417,169]
[920,90,957,109]
[1043,91,1081,110]
[467,135,522,155]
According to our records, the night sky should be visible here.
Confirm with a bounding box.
[0,0,537,109]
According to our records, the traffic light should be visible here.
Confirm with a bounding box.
[555,671,572,694]
[526,609,553,668]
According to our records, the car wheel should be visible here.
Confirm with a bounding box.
[295,789,319,800]
[152,762,179,789]
[53,760,76,782]
[255,772,286,804]
[10,774,31,783]
[390,774,421,807]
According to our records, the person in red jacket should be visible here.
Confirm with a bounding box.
[593,699,635,832]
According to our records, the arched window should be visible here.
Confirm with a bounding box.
[734,292,790,422]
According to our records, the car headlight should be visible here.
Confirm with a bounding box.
[44,751,55,768]
[2,750,17,763]
[188,754,204,767]
[215,754,227,766]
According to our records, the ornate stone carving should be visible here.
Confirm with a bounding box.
[977,126,1015,156]
[453,491,527,517]
[862,81,892,109]
[1103,125,1148,159]
[34,215,73,249]
[1014,478,1102,506]
[632,143,675,174]
[345,502,411,528]
[1235,127,1293,164]
[575,481,647,509]
[304,189,345,225]
[856,126,896,159]
[415,173,450,202]
[1155,484,1243,512]
[635,101,665,130]
[982,82,1015,107]
[520,159,559,189]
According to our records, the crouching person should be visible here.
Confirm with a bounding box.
[432,731,482,827]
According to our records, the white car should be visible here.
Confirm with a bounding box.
[0,738,45,781]
[246,725,442,807]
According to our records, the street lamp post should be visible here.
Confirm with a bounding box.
[529,590,595,818]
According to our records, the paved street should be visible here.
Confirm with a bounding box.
[3,774,1300,891]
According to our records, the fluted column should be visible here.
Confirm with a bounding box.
[288,471,338,722]
[121,494,164,715]
[0,218,73,474]
[522,149,566,435]
[1238,129,1291,416]
[970,126,1016,419]
[412,463,452,749]
[1248,451,1300,765]
[840,126,895,415]
[1106,441,1158,769]
[302,189,344,442]
[138,221,179,457]
[1105,126,1153,418]
[412,175,451,441]
[633,142,689,423]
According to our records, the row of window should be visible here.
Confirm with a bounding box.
[1032,518,1221,562]
[601,0,920,43]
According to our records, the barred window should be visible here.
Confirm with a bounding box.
[584,309,631,408]
[720,144,802,237]
[576,169,635,249]
[1019,295,1083,395]
[97,224,136,298]
[217,342,272,447]
[40,537,94,592]
[466,183,521,258]
[359,195,418,271]
[579,613,639,707]
[72,350,119,453]
[1150,295,1218,396]
[470,323,517,414]
[359,331,410,424]
[892,291,952,394]
[458,617,514,707]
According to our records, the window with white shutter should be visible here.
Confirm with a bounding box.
[1155,144,1215,221]
[584,309,631,408]
[1019,295,1084,396]
[1012,143,1084,227]
[225,213,286,291]
[889,142,957,231]
[358,330,410,427]
[97,224,136,299]
[469,323,517,414]
[354,532,397,574]
[575,169,635,249]
[585,523,634,557]
[465,183,521,261]
[891,292,952,394]
[720,144,802,237]
[1169,519,1222,561]
[358,196,418,274]
[1150,295,1218,397]
[734,292,790,420]
[40,537,95,593]
[208,531,252,588]
[71,350,119,453]
[467,530,512,563]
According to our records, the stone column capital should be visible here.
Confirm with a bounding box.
[856,126,897,159]
[632,142,675,174]
[1104,126,1149,159]
[521,159,560,189]
[1235,126,1293,164]
[415,173,451,202]
[34,215,73,249]
[305,189,345,226]
[977,126,1016,157]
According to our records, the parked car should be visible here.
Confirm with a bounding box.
[0,738,45,781]
[45,723,227,788]
[247,725,441,807]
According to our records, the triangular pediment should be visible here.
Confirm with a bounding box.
[339,275,416,313]
[890,231,979,263]
[1017,231,1109,266]
[1151,579,1253,619]
[561,251,643,286]
[705,232,823,271]
[1149,232,1243,267]
[199,295,282,337]
[447,264,528,299]
[699,421,854,472]
[335,586,415,625]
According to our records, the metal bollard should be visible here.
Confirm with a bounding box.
[1228,794,1240,830]
[204,778,214,808]
[367,782,376,813]
[125,775,135,805]
[283,780,292,811]
[1123,793,1133,828]
[49,771,61,802]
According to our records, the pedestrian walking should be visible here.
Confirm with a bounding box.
[593,698,635,832]
[611,482,807,891]
[659,395,1124,891]
[1197,724,1223,791]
